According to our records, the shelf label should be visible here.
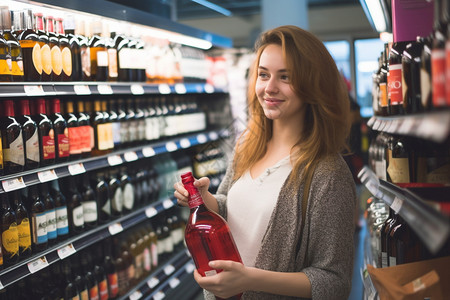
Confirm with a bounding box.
[27,256,49,273]
[185,262,195,273]
[204,83,214,93]
[124,151,138,162]
[57,243,76,259]
[0,280,3,290]
[391,196,403,213]
[37,169,58,183]
[108,223,124,236]
[143,147,156,157]
[164,264,175,276]
[174,83,186,94]
[197,134,207,144]
[165,142,177,152]
[130,290,143,300]
[108,155,123,166]
[169,278,180,289]
[97,84,113,95]
[158,84,171,94]
[2,177,26,192]
[179,138,191,149]
[145,207,158,218]
[208,131,219,140]
[24,85,45,96]
[74,85,91,95]
[153,291,165,300]
[163,199,174,209]
[131,84,145,95]
[147,277,160,289]
[68,163,86,175]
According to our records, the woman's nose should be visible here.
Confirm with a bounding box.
[265,77,278,94]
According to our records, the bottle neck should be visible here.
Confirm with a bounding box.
[3,100,15,117]
[181,173,205,209]
[37,99,47,114]
[20,100,31,115]
[52,99,61,114]
[66,101,74,114]
[45,16,55,33]
[35,13,44,31]
[55,18,65,35]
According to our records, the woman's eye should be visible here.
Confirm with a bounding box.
[258,72,268,79]
[281,75,289,81]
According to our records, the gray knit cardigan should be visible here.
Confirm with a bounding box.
[202,154,357,300]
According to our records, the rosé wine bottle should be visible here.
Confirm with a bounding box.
[182,172,242,300]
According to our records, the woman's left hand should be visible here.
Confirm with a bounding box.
[193,260,249,299]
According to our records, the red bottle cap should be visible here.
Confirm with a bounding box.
[20,99,31,115]
[52,98,61,114]
[3,100,15,117]
[37,98,47,114]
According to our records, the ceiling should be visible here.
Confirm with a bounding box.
[175,0,359,20]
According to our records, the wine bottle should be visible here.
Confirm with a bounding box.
[49,98,70,163]
[16,99,39,170]
[64,176,85,235]
[182,171,243,300]
[77,19,91,81]
[71,254,90,300]
[101,100,114,151]
[120,166,134,214]
[431,0,447,108]
[106,28,118,82]
[1,7,24,81]
[388,42,408,115]
[108,168,123,218]
[80,249,100,300]
[0,27,12,82]
[76,100,93,158]
[103,238,119,299]
[39,183,57,246]
[61,259,81,300]
[0,193,19,266]
[35,13,51,81]
[50,179,69,240]
[64,16,81,81]
[17,10,42,81]
[92,243,109,300]
[65,100,82,160]
[125,98,138,146]
[92,171,111,224]
[26,185,48,252]
[55,17,72,82]
[32,98,55,166]
[1,99,25,174]
[10,190,32,259]
[108,99,121,150]
[89,21,108,81]
[117,98,128,146]
[45,15,63,82]
[401,40,424,114]
[81,173,98,229]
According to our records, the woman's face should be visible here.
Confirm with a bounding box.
[255,44,304,123]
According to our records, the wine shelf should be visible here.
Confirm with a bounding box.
[357,166,450,255]
[0,129,229,194]
[0,82,227,98]
[0,196,179,289]
[367,110,450,143]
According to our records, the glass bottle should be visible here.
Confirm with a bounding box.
[91,99,107,156]
[81,173,98,229]
[39,183,57,246]
[92,243,109,300]
[45,15,62,81]
[64,176,85,235]
[105,26,118,82]
[32,98,55,166]
[26,185,48,252]
[88,21,108,81]
[117,98,128,147]
[35,13,51,81]
[125,98,137,146]
[402,39,425,114]
[388,41,409,115]
[55,17,72,81]
[120,166,134,215]
[0,99,25,174]
[103,238,119,299]
[17,9,41,81]
[1,7,24,81]
[77,19,91,81]
[108,168,123,218]
[0,193,19,266]
[65,16,81,81]
[0,22,12,82]
[92,170,111,224]
[71,254,89,300]
[135,98,146,144]
[108,99,121,150]
[113,31,130,82]
[386,135,414,184]
[50,179,69,240]
[76,100,93,158]
[10,190,32,259]
[61,259,81,300]
[101,100,114,151]
[16,99,39,170]
[65,99,82,160]
[49,98,70,163]
[431,0,447,108]
[80,249,99,300]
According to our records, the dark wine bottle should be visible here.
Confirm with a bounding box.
[10,190,32,259]
[26,185,48,252]
[49,98,70,163]
[1,7,24,81]
[1,100,25,174]
[39,183,57,245]
[64,176,85,235]
[81,173,98,229]
[32,98,55,166]
[50,179,69,240]
[64,100,82,160]
[16,99,40,170]
[92,171,111,224]
[0,193,19,266]
[17,9,42,81]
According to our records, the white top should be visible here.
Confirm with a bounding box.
[227,156,292,267]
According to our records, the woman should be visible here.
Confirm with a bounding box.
[174,25,357,299]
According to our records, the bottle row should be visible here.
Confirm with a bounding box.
[0,95,207,176]
[365,197,449,270]
[0,6,219,84]
[0,212,187,300]
[372,0,450,116]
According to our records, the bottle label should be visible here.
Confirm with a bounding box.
[2,222,19,257]
[120,122,129,143]
[188,192,204,208]
[61,47,72,76]
[112,122,121,145]
[10,48,24,76]
[143,247,151,271]
[122,183,134,210]
[89,286,99,300]
[97,123,111,150]
[97,51,108,67]
[32,211,48,245]
[58,132,70,157]
[387,64,402,105]
[107,48,118,77]
[107,272,119,297]
[446,41,450,105]
[68,127,82,154]
[82,201,98,222]
[387,150,410,183]
[46,209,57,240]
[151,242,158,267]
[42,133,56,160]
[19,41,43,74]
[41,44,52,75]
[101,198,111,216]
[111,188,123,213]
[56,206,69,236]
[80,289,89,300]
[0,53,12,75]
[0,135,3,170]
[78,125,92,152]
[4,131,25,166]
[26,129,40,163]
[431,49,446,107]
[389,256,396,267]
[73,205,84,227]
[18,218,32,251]
[81,46,91,77]
[51,45,63,75]
[99,279,109,300]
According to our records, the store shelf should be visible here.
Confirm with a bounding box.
[367,110,450,143]
[0,196,179,290]
[0,129,229,194]
[357,166,450,254]
[0,82,227,98]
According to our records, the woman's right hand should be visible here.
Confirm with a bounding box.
[174,176,211,207]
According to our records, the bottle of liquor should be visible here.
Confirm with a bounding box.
[55,17,72,81]
[392,215,423,265]
[35,13,51,81]
[92,243,109,300]
[81,173,98,229]
[64,176,85,235]
[76,100,94,158]
[108,168,123,218]
[0,25,12,82]
[125,98,138,146]
[431,0,447,109]
[0,99,25,174]
[135,98,146,144]
[108,99,121,150]
[0,193,19,266]
[101,100,114,151]
[39,183,57,246]
[16,99,39,170]
[92,171,111,224]
[113,31,130,82]
[80,249,100,300]
[117,98,128,146]
[50,179,69,240]
[17,10,41,81]
[10,190,32,259]
[71,254,90,300]
[26,184,48,252]
[32,98,55,166]
[103,238,119,299]
[105,25,118,82]
[386,135,414,184]
[45,15,63,82]
[65,100,82,160]
[1,8,24,81]
[182,171,242,299]
[77,19,91,81]
[61,259,81,300]
[89,21,108,81]
[120,166,134,215]
[402,39,425,114]
[64,16,81,81]
[388,42,408,115]
[420,36,433,111]
[49,98,70,163]
[91,99,107,156]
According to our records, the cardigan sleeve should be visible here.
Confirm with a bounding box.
[301,157,357,300]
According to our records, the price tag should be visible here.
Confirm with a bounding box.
[165,142,177,152]
[169,278,180,289]
[97,84,113,95]
[163,199,174,209]
[197,134,207,144]
[124,151,138,162]
[37,169,58,183]
[74,85,92,95]
[57,243,76,259]
[131,84,145,95]
[145,207,158,218]
[164,264,176,276]
[391,197,403,213]
[2,177,26,192]
[179,138,191,149]
[68,163,86,175]
[130,290,143,300]
[398,118,415,134]
[24,85,45,96]
[108,155,123,166]
[0,280,3,290]
[147,277,160,289]
[27,256,49,273]
[174,83,187,94]
[158,84,171,94]
[153,291,165,300]
[143,147,156,157]
[204,83,214,93]
[208,131,219,140]
[185,263,195,273]
[108,223,124,235]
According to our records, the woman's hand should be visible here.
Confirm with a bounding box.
[173,176,211,207]
[193,260,248,299]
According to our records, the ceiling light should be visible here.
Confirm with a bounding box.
[191,0,233,17]
[360,0,390,33]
